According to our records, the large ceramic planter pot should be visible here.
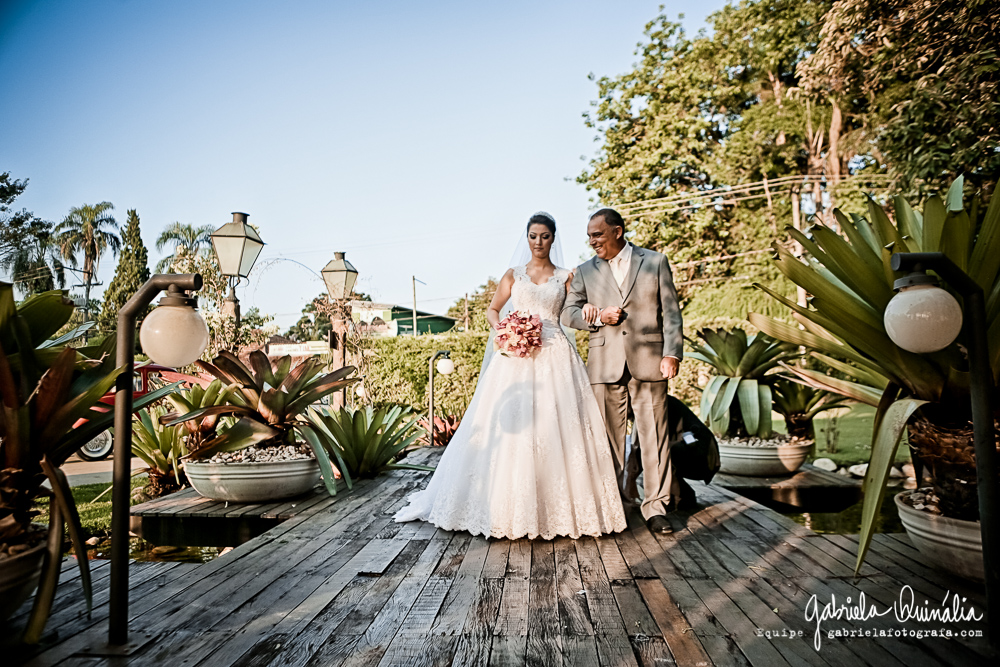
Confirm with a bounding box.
[894,491,984,582]
[184,459,321,502]
[0,540,47,623]
[717,441,812,476]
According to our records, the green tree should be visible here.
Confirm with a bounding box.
[155,222,214,272]
[55,201,120,321]
[578,3,837,318]
[447,278,499,332]
[800,0,1000,195]
[98,209,151,335]
[0,172,64,296]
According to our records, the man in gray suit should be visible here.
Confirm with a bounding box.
[561,208,684,534]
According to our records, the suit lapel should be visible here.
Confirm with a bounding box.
[593,257,620,295]
[621,246,644,302]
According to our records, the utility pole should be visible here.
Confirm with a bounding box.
[412,276,425,337]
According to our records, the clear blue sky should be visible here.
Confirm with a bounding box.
[1,0,727,328]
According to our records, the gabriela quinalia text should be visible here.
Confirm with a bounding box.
[803,586,983,650]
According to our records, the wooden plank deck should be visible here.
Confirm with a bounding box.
[711,463,862,513]
[129,481,345,547]
[9,446,992,666]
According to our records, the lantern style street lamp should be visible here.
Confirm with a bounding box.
[109,274,208,647]
[428,350,454,446]
[884,251,998,641]
[321,252,359,409]
[210,212,265,329]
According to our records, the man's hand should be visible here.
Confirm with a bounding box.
[582,303,601,325]
[600,306,624,325]
[660,356,679,380]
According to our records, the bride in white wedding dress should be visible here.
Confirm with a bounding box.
[394,212,627,540]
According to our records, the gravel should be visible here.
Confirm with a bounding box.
[901,487,943,515]
[717,434,813,448]
[198,444,315,464]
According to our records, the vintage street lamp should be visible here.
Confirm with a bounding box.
[321,252,359,408]
[210,212,265,329]
[428,350,454,446]
[109,275,208,647]
[884,251,998,641]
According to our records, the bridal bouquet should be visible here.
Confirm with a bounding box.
[494,311,543,358]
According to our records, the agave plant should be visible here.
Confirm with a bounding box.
[0,283,178,641]
[771,377,852,439]
[749,175,1000,572]
[131,406,189,499]
[165,350,359,496]
[159,378,238,455]
[688,327,799,438]
[417,414,461,447]
[303,405,431,489]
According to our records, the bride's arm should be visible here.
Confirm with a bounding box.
[486,269,515,330]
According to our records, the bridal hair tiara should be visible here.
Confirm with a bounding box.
[532,211,556,224]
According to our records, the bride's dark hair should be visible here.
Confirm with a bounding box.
[527,212,556,236]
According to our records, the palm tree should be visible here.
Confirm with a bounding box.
[0,227,66,297]
[155,222,214,272]
[55,202,120,322]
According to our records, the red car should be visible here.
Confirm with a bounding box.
[75,363,180,461]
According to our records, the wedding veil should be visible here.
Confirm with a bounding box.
[477,212,567,385]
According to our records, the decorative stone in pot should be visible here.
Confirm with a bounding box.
[183,445,321,503]
[0,539,47,623]
[894,490,983,582]
[717,435,812,476]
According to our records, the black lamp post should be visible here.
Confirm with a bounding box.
[884,251,998,642]
[210,212,265,330]
[109,274,208,647]
[428,350,454,446]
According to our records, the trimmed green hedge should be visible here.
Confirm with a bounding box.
[359,332,489,417]
[359,315,752,418]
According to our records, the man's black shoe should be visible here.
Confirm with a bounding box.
[646,514,673,534]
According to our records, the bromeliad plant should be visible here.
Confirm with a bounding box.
[164,350,359,495]
[0,283,178,641]
[131,406,189,499]
[688,327,799,438]
[770,378,853,439]
[749,175,1000,572]
[417,414,461,447]
[304,404,431,489]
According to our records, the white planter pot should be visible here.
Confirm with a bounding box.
[894,492,984,582]
[717,441,811,476]
[0,540,47,623]
[184,459,321,503]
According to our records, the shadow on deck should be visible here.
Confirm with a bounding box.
[8,447,992,667]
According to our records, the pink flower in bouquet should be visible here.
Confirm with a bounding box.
[494,310,543,358]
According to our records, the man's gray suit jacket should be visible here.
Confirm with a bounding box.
[561,245,683,384]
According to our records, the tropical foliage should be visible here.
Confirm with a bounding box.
[688,328,798,438]
[0,172,63,298]
[131,406,188,498]
[418,414,461,447]
[771,378,850,439]
[750,176,1000,571]
[0,283,178,641]
[304,405,430,489]
[155,222,214,273]
[55,202,120,322]
[97,209,152,336]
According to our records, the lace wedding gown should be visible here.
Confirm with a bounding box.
[394,265,627,540]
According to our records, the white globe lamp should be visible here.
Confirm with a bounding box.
[139,286,210,367]
[883,274,963,354]
[436,357,455,375]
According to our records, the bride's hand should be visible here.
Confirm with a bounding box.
[582,303,600,324]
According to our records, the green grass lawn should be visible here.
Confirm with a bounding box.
[810,404,911,467]
[33,476,146,538]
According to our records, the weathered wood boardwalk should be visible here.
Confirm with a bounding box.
[9,447,992,666]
